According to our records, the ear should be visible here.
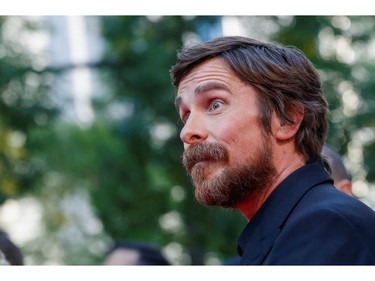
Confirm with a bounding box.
[273,106,304,141]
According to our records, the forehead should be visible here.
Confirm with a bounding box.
[176,58,237,96]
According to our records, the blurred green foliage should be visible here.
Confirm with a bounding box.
[0,17,58,204]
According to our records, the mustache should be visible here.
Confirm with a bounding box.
[182,143,229,173]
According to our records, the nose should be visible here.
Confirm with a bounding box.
[180,113,208,147]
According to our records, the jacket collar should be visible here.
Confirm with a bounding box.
[237,161,333,264]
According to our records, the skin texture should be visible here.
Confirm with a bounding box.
[176,58,306,221]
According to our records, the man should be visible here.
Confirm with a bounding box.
[322,144,352,196]
[170,36,375,265]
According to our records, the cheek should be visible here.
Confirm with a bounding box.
[226,114,259,142]
[224,121,264,161]
[207,107,262,152]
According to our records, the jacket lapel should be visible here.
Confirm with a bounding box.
[237,162,333,265]
[239,227,281,264]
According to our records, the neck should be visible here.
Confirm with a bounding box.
[238,152,305,221]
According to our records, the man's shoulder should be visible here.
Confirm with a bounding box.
[292,182,375,223]
[301,182,373,212]
[286,184,375,247]
[267,186,375,264]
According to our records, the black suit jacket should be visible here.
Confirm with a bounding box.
[238,162,375,265]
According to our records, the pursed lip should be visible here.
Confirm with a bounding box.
[186,159,205,174]
[183,142,228,174]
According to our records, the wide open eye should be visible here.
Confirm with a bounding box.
[209,100,223,111]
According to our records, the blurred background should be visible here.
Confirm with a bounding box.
[0,16,375,265]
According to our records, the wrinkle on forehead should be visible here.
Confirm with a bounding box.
[174,58,250,114]
[177,58,233,95]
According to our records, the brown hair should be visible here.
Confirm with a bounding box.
[170,36,328,164]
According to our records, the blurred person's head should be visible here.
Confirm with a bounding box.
[0,230,24,265]
[104,240,170,265]
[322,144,352,196]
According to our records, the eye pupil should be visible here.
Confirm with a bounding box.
[212,101,221,110]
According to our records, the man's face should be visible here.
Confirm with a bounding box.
[175,58,276,208]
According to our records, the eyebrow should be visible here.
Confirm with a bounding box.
[174,82,230,112]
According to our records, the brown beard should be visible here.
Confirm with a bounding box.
[182,141,276,208]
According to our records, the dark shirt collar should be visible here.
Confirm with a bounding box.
[237,161,333,259]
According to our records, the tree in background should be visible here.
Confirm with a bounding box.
[0,17,57,206]
[0,17,62,264]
